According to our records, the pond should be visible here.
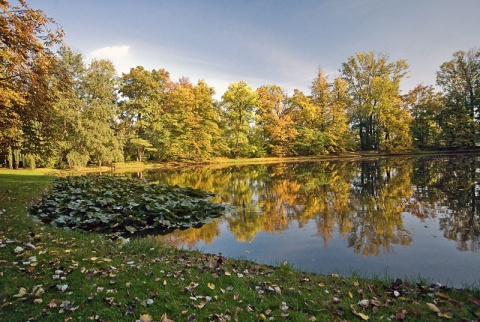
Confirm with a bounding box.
[134,154,480,288]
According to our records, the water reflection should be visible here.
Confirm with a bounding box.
[410,155,480,252]
[135,154,480,286]
[142,156,480,254]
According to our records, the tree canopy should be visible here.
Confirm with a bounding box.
[1,1,479,168]
[1,0,64,168]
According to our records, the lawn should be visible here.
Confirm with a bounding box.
[1,168,479,321]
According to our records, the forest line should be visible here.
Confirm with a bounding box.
[1,1,479,168]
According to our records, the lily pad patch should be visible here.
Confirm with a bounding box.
[29,175,225,237]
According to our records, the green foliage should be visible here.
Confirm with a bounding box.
[404,85,443,149]
[436,48,480,148]
[119,67,172,161]
[221,81,258,158]
[29,175,225,237]
[341,51,411,152]
[66,151,89,168]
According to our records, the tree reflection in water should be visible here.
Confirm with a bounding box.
[143,154,480,256]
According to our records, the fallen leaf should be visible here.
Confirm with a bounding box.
[13,287,28,297]
[31,285,45,297]
[47,299,58,308]
[140,313,153,322]
[160,313,174,322]
[395,311,406,320]
[351,305,369,321]
[208,283,215,290]
[56,284,68,292]
[436,292,449,299]
[186,282,199,292]
[426,303,440,313]
[438,311,453,319]
[470,296,480,306]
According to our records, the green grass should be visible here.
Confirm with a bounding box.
[1,169,480,321]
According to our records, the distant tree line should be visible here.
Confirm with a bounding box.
[1,1,480,168]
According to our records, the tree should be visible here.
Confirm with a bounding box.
[341,52,411,151]
[1,0,64,167]
[310,69,351,153]
[436,48,480,147]
[403,84,443,149]
[54,46,87,167]
[255,85,297,156]
[221,81,258,157]
[290,89,327,155]
[289,70,352,156]
[80,59,123,167]
[119,66,172,161]
[161,78,222,161]
[329,76,353,151]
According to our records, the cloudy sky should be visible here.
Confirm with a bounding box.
[28,0,480,97]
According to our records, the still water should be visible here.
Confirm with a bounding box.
[137,154,480,287]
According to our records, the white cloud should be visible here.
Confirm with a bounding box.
[87,45,134,75]
[90,45,130,58]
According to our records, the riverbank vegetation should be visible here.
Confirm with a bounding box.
[1,170,480,321]
[2,1,480,170]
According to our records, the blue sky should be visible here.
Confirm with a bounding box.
[28,0,480,97]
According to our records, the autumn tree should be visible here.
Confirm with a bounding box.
[329,76,354,151]
[290,70,352,155]
[341,52,411,152]
[1,0,64,167]
[255,85,297,156]
[436,48,480,148]
[289,89,323,155]
[310,69,351,153]
[160,78,222,161]
[221,81,259,157]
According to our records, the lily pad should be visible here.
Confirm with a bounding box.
[29,175,225,237]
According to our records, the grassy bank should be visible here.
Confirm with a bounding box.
[1,169,480,321]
